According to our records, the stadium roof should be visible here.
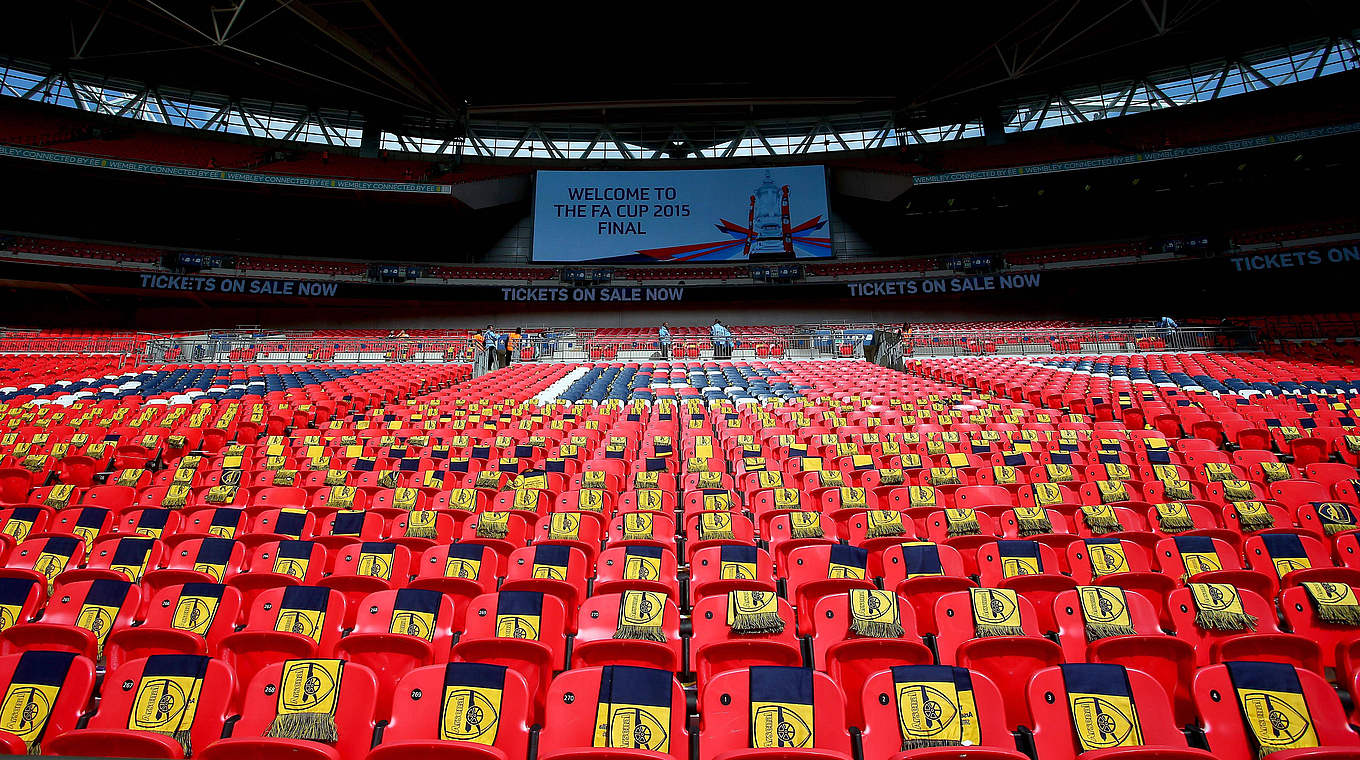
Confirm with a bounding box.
[2,2,1358,159]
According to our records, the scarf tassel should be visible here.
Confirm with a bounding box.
[264,712,339,743]
[730,612,785,635]
[850,619,905,639]
[1194,608,1259,632]
[1016,516,1052,536]
[613,624,666,642]
[1084,621,1137,643]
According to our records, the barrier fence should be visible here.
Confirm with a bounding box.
[0,325,1258,367]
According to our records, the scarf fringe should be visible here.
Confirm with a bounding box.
[974,623,1024,638]
[476,523,508,539]
[850,619,904,638]
[1156,515,1194,533]
[946,518,980,537]
[1017,516,1052,536]
[264,712,339,743]
[1314,603,1360,626]
[730,612,785,634]
[1237,511,1275,532]
[790,524,824,539]
[866,522,906,539]
[1194,608,1259,632]
[613,623,666,642]
[902,739,962,750]
[1084,622,1137,643]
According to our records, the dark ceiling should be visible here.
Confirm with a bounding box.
[2,1,1357,127]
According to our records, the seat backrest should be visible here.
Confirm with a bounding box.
[247,540,327,584]
[347,588,455,653]
[412,544,499,591]
[1051,587,1163,662]
[328,541,412,584]
[159,537,247,582]
[1166,585,1282,643]
[459,591,569,663]
[539,665,688,759]
[1028,663,1189,759]
[378,662,531,754]
[1065,538,1153,583]
[878,541,969,588]
[977,540,1064,586]
[809,590,922,667]
[698,666,851,760]
[85,536,166,583]
[86,654,236,752]
[688,545,776,598]
[0,650,96,749]
[857,666,1012,750]
[319,510,385,541]
[688,592,798,673]
[249,508,316,541]
[230,659,378,760]
[1154,535,1244,577]
[934,589,1044,664]
[241,585,347,652]
[139,583,242,648]
[41,578,142,648]
[181,507,248,540]
[574,592,682,658]
[1193,662,1360,760]
[503,544,589,588]
[1243,532,1332,580]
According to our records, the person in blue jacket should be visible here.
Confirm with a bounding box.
[658,322,672,359]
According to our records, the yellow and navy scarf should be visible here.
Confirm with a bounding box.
[592,665,673,753]
[108,537,156,583]
[205,509,243,540]
[202,484,238,505]
[190,539,235,583]
[127,654,210,754]
[1258,462,1292,484]
[475,512,510,540]
[354,542,395,581]
[614,590,666,642]
[1173,536,1223,578]
[546,513,581,542]
[848,588,904,638]
[944,508,980,537]
[622,546,664,584]
[132,510,170,539]
[621,513,656,543]
[442,544,484,580]
[388,588,442,642]
[1188,582,1258,631]
[727,590,783,634]
[1044,465,1075,483]
[1154,502,1195,533]
[865,510,907,539]
[891,665,980,750]
[1080,504,1123,535]
[271,541,315,581]
[41,485,74,510]
[438,662,507,746]
[263,659,344,742]
[1313,502,1358,536]
[719,545,759,581]
[530,545,572,581]
[789,511,824,539]
[899,543,943,578]
[32,536,79,591]
[970,588,1023,637]
[1,508,41,543]
[1260,534,1312,579]
[697,511,735,541]
[750,666,814,750]
[1225,661,1319,758]
[998,540,1043,578]
[159,485,190,510]
[1061,664,1145,752]
[0,577,35,633]
[170,583,225,636]
[1233,501,1275,533]
[494,591,544,640]
[77,579,131,657]
[1030,482,1065,507]
[0,650,79,752]
[1076,586,1136,642]
[1094,480,1129,505]
[828,544,868,580]
[273,585,331,644]
[1301,581,1360,626]
[1084,538,1130,578]
[631,489,667,512]
[1013,507,1052,537]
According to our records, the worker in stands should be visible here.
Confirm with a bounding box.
[659,322,672,359]
[506,327,522,365]
[482,324,500,369]
[711,319,733,359]
[1158,315,1179,349]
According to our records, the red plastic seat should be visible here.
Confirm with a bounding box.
[318,541,414,628]
[878,541,977,635]
[688,592,800,694]
[1166,585,1321,672]
[1051,587,1196,724]
[334,588,457,718]
[1026,664,1213,759]
[216,585,347,698]
[229,539,328,610]
[46,654,236,759]
[933,589,1065,729]
[59,534,167,586]
[0,578,140,660]
[105,582,243,672]
[1279,583,1360,672]
[594,545,680,602]
[537,665,689,760]
[409,543,500,632]
[809,591,934,726]
[856,665,1026,758]
[571,591,682,672]
[784,544,876,635]
[449,590,570,723]
[0,650,96,753]
[199,659,378,760]
[688,544,777,605]
[696,666,852,760]
[366,662,533,760]
[1193,662,1360,760]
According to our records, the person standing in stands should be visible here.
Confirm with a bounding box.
[494,329,510,369]
[482,324,500,369]
[506,327,523,365]
[658,322,672,359]
[711,319,732,359]
[1158,315,1179,349]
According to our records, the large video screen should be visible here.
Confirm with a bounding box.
[532,166,831,263]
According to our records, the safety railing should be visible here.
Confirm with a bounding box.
[898,326,1258,357]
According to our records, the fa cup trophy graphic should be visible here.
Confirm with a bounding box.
[745,170,796,261]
